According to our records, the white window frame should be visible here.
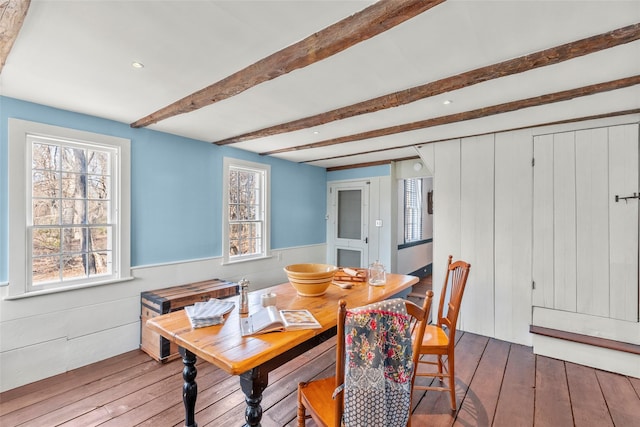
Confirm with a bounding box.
[7,119,131,298]
[403,178,423,243]
[222,157,270,264]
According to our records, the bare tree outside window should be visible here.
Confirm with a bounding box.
[31,140,113,285]
[228,166,264,258]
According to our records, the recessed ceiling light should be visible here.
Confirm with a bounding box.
[131,61,144,69]
[313,131,319,135]
[443,100,452,105]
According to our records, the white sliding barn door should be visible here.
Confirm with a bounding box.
[532,124,639,326]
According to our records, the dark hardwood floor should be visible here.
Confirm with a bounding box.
[2,330,639,426]
[2,276,639,426]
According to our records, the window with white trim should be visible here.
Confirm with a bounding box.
[222,158,270,263]
[403,178,423,243]
[8,119,131,297]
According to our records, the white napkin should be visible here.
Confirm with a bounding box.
[184,298,235,328]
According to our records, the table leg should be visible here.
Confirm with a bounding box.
[240,366,269,427]
[179,347,198,427]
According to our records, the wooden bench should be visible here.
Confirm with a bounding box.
[140,279,238,362]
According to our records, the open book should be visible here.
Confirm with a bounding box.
[240,306,322,336]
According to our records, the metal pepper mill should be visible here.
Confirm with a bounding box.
[239,277,249,314]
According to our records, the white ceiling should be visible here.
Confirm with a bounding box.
[1,0,639,169]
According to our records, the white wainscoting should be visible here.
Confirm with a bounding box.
[0,244,325,392]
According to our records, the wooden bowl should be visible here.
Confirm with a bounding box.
[284,263,338,296]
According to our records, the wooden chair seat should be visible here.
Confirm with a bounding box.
[298,377,338,427]
[421,324,449,352]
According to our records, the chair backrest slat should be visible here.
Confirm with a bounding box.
[437,256,471,346]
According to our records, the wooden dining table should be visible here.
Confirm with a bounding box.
[145,272,418,427]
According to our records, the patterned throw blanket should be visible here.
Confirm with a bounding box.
[342,298,413,427]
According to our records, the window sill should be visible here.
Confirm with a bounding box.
[221,254,273,266]
[397,238,433,250]
[3,276,135,300]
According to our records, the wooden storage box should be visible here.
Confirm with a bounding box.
[140,278,238,362]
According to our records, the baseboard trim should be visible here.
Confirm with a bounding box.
[409,263,432,278]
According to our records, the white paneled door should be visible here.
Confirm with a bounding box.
[533,124,639,325]
[327,181,369,268]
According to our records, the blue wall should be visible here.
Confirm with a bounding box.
[0,96,327,279]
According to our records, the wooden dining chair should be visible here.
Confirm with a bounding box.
[297,292,433,427]
[413,255,471,411]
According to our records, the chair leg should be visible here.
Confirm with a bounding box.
[297,382,307,426]
[447,353,456,411]
[437,355,445,382]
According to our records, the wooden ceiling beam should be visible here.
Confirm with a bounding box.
[216,23,640,146]
[130,0,444,128]
[0,0,31,73]
[320,108,640,171]
[325,157,420,171]
[261,75,640,156]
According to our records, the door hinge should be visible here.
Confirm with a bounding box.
[532,280,536,289]
[532,158,535,167]
[365,237,368,244]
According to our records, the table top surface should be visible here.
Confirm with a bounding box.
[145,273,418,375]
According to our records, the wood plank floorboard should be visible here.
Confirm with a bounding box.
[565,362,614,427]
[453,338,510,427]
[534,356,573,427]
[411,332,489,427]
[596,369,640,427]
[0,350,151,416]
[492,343,536,426]
[631,375,640,396]
[2,331,639,426]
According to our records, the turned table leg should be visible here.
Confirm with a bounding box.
[179,347,198,427]
[240,366,269,427]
